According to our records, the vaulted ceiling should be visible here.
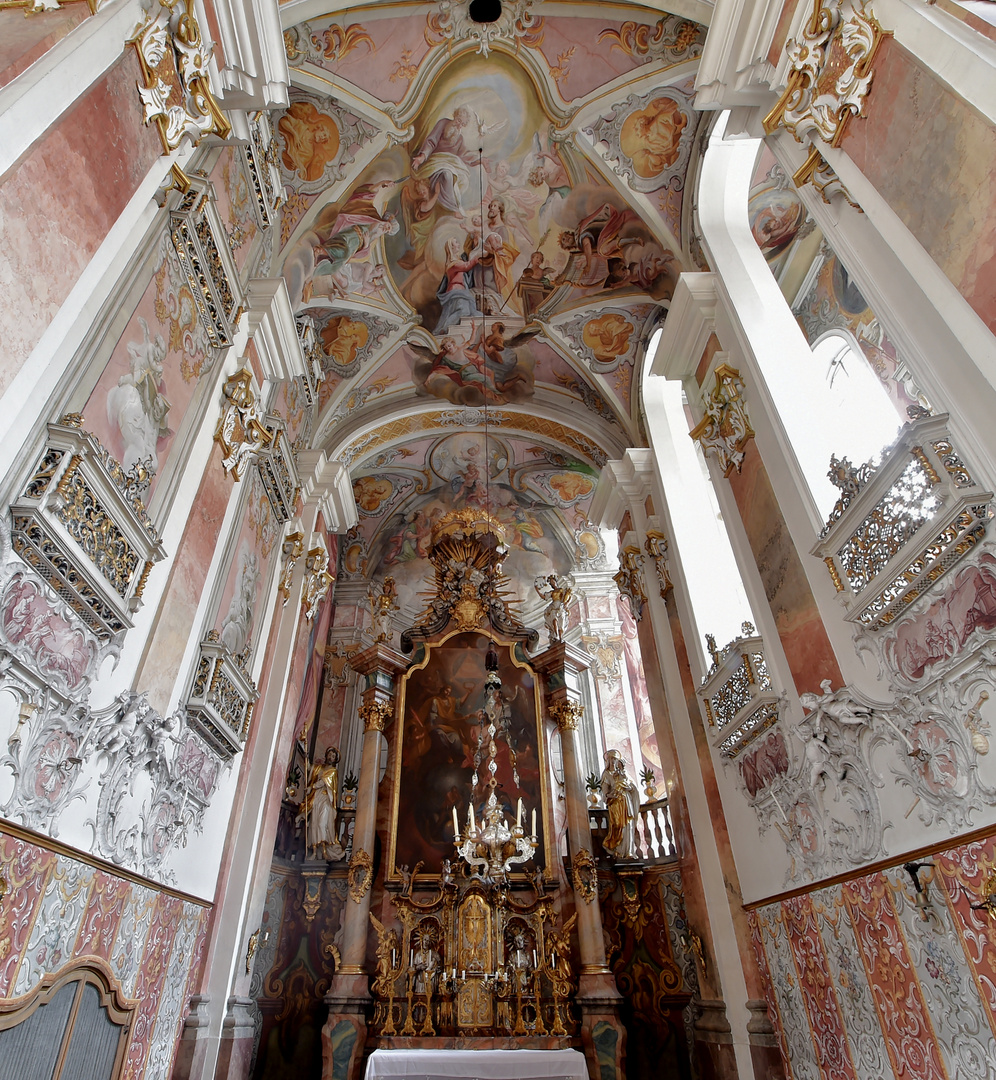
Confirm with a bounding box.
[272,0,711,606]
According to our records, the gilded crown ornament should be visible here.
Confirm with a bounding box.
[401,507,536,653]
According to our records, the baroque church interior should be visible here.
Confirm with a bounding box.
[1,0,996,1077]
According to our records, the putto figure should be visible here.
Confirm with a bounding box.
[534,573,573,642]
[370,576,400,642]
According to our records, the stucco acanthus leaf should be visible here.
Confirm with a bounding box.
[86,692,224,878]
[216,368,273,481]
[731,679,890,884]
[690,363,755,476]
[424,0,544,57]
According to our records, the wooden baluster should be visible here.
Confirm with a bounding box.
[651,804,664,860]
[662,800,675,857]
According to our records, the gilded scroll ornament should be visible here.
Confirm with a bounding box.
[215,369,272,481]
[571,848,597,903]
[793,147,861,210]
[277,530,305,603]
[132,0,232,153]
[645,530,673,597]
[763,0,888,147]
[613,545,648,621]
[348,847,374,902]
[549,699,583,732]
[303,541,334,621]
[360,700,392,733]
[690,363,755,476]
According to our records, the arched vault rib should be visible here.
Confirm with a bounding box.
[323,401,627,471]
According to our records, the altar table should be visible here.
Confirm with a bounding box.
[364,1048,589,1080]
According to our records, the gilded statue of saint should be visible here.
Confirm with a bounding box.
[600,749,640,860]
[298,746,344,860]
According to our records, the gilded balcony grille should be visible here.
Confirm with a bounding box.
[813,416,993,630]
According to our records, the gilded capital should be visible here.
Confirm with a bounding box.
[550,699,583,732]
[360,700,393,732]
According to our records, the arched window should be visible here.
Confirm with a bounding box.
[777,328,902,521]
[0,961,134,1080]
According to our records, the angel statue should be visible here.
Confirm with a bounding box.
[297,746,344,861]
[369,912,400,1000]
[534,573,573,642]
[545,912,577,998]
[370,577,399,643]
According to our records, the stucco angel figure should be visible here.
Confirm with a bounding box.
[297,746,344,860]
[534,573,573,642]
[600,749,641,860]
[796,679,872,788]
[370,577,399,642]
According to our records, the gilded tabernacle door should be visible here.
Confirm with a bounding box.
[389,629,551,881]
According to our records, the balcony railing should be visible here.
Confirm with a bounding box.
[588,796,677,863]
[811,413,993,631]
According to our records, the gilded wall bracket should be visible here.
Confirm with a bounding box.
[131,0,231,153]
[763,0,889,148]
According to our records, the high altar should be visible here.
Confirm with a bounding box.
[314,508,633,1080]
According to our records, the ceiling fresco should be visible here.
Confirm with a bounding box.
[272,0,711,590]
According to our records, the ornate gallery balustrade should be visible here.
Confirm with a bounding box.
[588,797,677,864]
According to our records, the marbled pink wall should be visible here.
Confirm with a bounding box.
[751,832,996,1080]
[0,828,207,1079]
[81,236,214,497]
[135,445,233,716]
[842,38,996,335]
[0,4,89,89]
[0,51,162,396]
[212,471,282,646]
[726,442,843,697]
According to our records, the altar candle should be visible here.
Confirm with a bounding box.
[461,970,466,980]
[532,949,537,967]
[516,798,522,829]
[452,805,459,838]
[531,808,537,837]
[469,803,476,832]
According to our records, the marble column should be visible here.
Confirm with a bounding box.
[322,642,406,1080]
[595,449,763,1080]
[534,642,625,1080]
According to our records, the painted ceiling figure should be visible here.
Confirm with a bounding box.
[410,106,482,213]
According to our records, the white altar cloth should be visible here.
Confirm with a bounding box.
[364,1049,588,1080]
